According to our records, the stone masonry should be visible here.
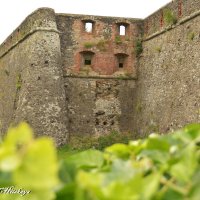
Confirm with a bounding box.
[0,0,199,145]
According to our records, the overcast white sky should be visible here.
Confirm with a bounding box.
[0,0,171,44]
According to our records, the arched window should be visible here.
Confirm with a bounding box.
[119,25,126,35]
[116,22,129,36]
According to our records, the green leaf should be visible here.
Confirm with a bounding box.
[138,150,170,165]
[141,172,161,200]
[59,149,104,185]
[184,124,200,140]
[189,170,200,200]
[13,138,59,200]
[0,171,13,187]
[103,159,137,185]
[129,140,144,155]
[56,183,76,200]
[65,149,104,169]
[59,159,76,183]
[0,123,33,172]
[158,189,184,200]
[4,122,33,148]
[170,143,198,183]
[76,170,104,200]
[144,136,170,152]
[105,143,131,159]
[102,176,143,200]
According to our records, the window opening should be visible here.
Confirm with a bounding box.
[80,51,94,67]
[119,63,124,68]
[85,59,91,65]
[119,25,126,35]
[85,22,93,32]
[118,56,124,68]
[115,53,128,69]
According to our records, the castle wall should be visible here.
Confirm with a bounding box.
[56,14,143,136]
[144,0,200,37]
[0,0,199,144]
[65,77,136,136]
[56,14,143,76]
[133,2,200,136]
[0,8,68,145]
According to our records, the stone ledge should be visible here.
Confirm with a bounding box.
[0,28,60,58]
[64,74,137,80]
[144,9,200,42]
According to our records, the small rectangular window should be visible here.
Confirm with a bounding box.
[81,51,94,68]
[85,22,93,32]
[85,59,91,65]
[119,63,123,68]
[115,53,128,69]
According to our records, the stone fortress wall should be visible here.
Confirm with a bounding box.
[0,0,199,145]
[0,8,68,145]
[133,0,200,136]
[56,13,143,136]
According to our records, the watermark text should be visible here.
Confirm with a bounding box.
[0,186,31,196]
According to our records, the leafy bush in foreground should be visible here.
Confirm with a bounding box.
[0,123,59,200]
[0,123,200,200]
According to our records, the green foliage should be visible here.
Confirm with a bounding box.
[16,74,22,90]
[155,46,162,53]
[96,40,107,51]
[187,31,195,41]
[57,124,200,200]
[84,40,108,51]
[58,131,133,157]
[83,42,94,49]
[0,123,59,200]
[115,35,122,44]
[135,38,143,57]
[0,123,200,200]
[135,102,143,113]
[97,131,133,150]
[163,9,177,26]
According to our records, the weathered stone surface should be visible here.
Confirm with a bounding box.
[0,8,68,146]
[134,13,200,136]
[0,0,199,145]
[65,78,136,136]
[144,0,200,37]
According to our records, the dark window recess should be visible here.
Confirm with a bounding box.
[85,59,91,65]
[115,53,128,69]
[118,57,124,68]
[80,51,94,67]
[119,63,124,68]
